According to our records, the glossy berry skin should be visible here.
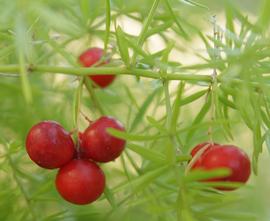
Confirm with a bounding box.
[81,116,126,162]
[25,121,75,169]
[191,144,251,190]
[79,47,116,88]
[190,142,218,157]
[55,159,105,205]
[190,142,218,168]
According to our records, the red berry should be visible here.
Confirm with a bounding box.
[191,144,251,190]
[190,142,218,168]
[190,142,217,157]
[81,116,126,162]
[25,121,75,169]
[79,47,116,88]
[55,159,105,205]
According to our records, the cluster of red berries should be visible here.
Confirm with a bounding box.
[25,116,126,205]
[25,47,251,208]
[189,142,251,190]
[78,48,251,190]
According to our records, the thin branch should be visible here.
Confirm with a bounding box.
[0,73,20,78]
[130,0,161,66]
[84,77,106,115]
[0,65,212,82]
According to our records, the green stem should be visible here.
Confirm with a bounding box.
[18,52,32,104]
[0,65,212,82]
[104,0,111,51]
[130,0,161,66]
[176,183,196,221]
[164,0,188,39]
[72,77,84,154]
[4,144,37,221]
[73,77,84,129]
[164,81,172,128]
[170,82,185,134]
[84,77,106,115]
[161,43,180,161]
[125,150,141,173]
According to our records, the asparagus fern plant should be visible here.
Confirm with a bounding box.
[0,0,270,220]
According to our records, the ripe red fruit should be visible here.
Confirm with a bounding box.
[190,142,217,157]
[55,159,105,205]
[190,142,218,168]
[79,47,116,88]
[81,116,126,162]
[191,144,251,190]
[25,121,75,169]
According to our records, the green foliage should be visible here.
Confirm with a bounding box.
[0,0,270,220]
